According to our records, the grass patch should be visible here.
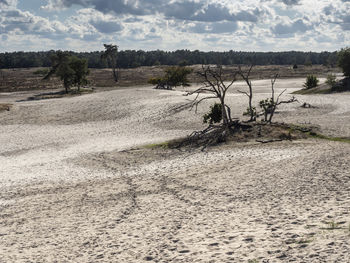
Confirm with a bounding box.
[292,87,331,95]
[143,141,170,149]
[288,124,350,143]
[308,132,350,143]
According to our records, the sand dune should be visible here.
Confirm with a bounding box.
[0,79,349,262]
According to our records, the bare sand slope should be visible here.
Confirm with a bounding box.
[0,79,349,262]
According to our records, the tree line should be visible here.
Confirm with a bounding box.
[0,50,338,69]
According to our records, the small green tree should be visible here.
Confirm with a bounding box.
[303,75,319,89]
[44,51,73,93]
[70,56,89,91]
[44,51,89,93]
[337,47,350,77]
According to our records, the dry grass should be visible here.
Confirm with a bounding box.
[0,65,339,92]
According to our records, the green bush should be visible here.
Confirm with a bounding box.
[326,74,337,88]
[303,75,319,89]
[203,103,222,124]
[337,47,350,77]
[164,66,193,87]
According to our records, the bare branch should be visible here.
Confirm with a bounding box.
[189,65,237,126]
[190,96,218,113]
[276,88,287,104]
[276,96,298,105]
[237,90,250,97]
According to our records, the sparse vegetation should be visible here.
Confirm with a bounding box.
[175,66,302,149]
[321,221,342,230]
[308,132,350,143]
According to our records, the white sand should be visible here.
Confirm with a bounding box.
[0,79,349,262]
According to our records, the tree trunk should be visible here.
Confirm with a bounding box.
[248,85,254,121]
[112,67,119,82]
[64,80,69,94]
[220,99,229,126]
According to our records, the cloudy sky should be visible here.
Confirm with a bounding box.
[0,0,349,52]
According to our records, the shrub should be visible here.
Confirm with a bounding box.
[203,103,222,124]
[243,107,256,119]
[331,78,350,92]
[303,75,319,89]
[149,66,193,89]
[337,47,350,77]
[33,68,49,75]
[178,60,189,67]
[148,77,162,85]
[164,66,193,87]
[326,74,337,88]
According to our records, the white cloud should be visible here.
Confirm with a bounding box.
[0,0,349,52]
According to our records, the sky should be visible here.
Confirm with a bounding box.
[0,0,349,52]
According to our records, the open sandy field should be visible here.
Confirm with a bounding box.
[0,77,349,262]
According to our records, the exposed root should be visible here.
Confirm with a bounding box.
[170,122,312,150]
[172,121,251,150]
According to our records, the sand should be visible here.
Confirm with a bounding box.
[0,78,349,262]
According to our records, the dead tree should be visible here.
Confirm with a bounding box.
[237,65,255,121]
[187,65,237,127]
[174,65,241,149]
[259,74,297,123]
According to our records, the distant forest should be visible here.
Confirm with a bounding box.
[0,50,338,69]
